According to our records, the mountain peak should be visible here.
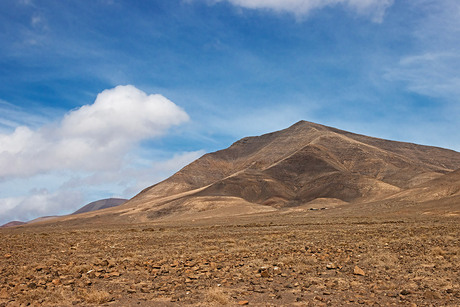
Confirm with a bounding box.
[111,121,460,222]
[28,122,460,225]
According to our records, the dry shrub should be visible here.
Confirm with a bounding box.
[17,288,67,305]
[431,246,447,256]
[79,289,111,304]
[205,287,229,305]
[70,264,91,275]
[361,250,398,269]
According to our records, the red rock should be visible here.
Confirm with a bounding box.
[0,288,9,299]
[353,266,365,276]
[238,301,249,305]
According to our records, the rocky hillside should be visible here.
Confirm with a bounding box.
[115,121,460,221]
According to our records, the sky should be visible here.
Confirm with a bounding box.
[0,0,459,224]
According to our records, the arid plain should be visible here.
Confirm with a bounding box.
[1,121,460,306]
[1,213,459,306]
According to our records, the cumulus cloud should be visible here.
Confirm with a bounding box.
[0,85,189,179]
[214,0,394,22]
[0,150,204,225]
[0,85,195,224]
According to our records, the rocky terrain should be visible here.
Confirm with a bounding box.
[0,214,459,306]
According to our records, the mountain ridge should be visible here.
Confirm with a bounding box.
[13,120,460,226]
[109,120,460,222]
[1,197,128,227]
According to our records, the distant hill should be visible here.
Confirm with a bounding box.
[0,221,26,228]
[1,198,128,227]
[27,216,60,224]
[72,198,128,215]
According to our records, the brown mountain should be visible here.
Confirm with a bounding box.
[72,198,128,215]
[387,168,460,205]
[102,120,460,222]
[0,221,26,228]
[37,121,460,224]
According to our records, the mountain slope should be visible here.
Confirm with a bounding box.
[389,168,460,202]
[0,221,26,228]
[115,121,460,220]
[72,198,127,215]
[27,121,460,225]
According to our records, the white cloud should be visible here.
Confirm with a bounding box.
[0,86,195,224]
[0,150,204,225]
[384,1,460,102]
[0,189,84,223]
[214,0,394,22]
[0,99,54,131]
[0,85,189,179]
[59,150,205,195]
[385,52,460,99]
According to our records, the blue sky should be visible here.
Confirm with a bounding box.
[1,0,459,224]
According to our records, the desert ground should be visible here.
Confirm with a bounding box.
[1,210,459,306]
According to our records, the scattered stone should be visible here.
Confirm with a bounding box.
[3,254,11,259]
[238,300,249,305]
[108,271,121,277]
[100,259,109,267]
[27,282,37,289]
[35,265,45,272]
[353,266,365,276]
[400,290,411,296]
[326,263,337,270]
[107,259,116,268]
[424,290,441,299]
[0,288,9,299]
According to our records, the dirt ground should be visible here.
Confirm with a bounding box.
[0,213,459,306]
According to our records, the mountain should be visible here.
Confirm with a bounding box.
[106,120,460,221]
[72,198,128,215]
[22,121,460,225]
[0,221,26,228]
[1,198,128,227]
[388,168,460,203]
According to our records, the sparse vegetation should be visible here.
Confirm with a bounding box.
[79,289,112,304]
[1,215,459,306]
[205,287,229,305]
